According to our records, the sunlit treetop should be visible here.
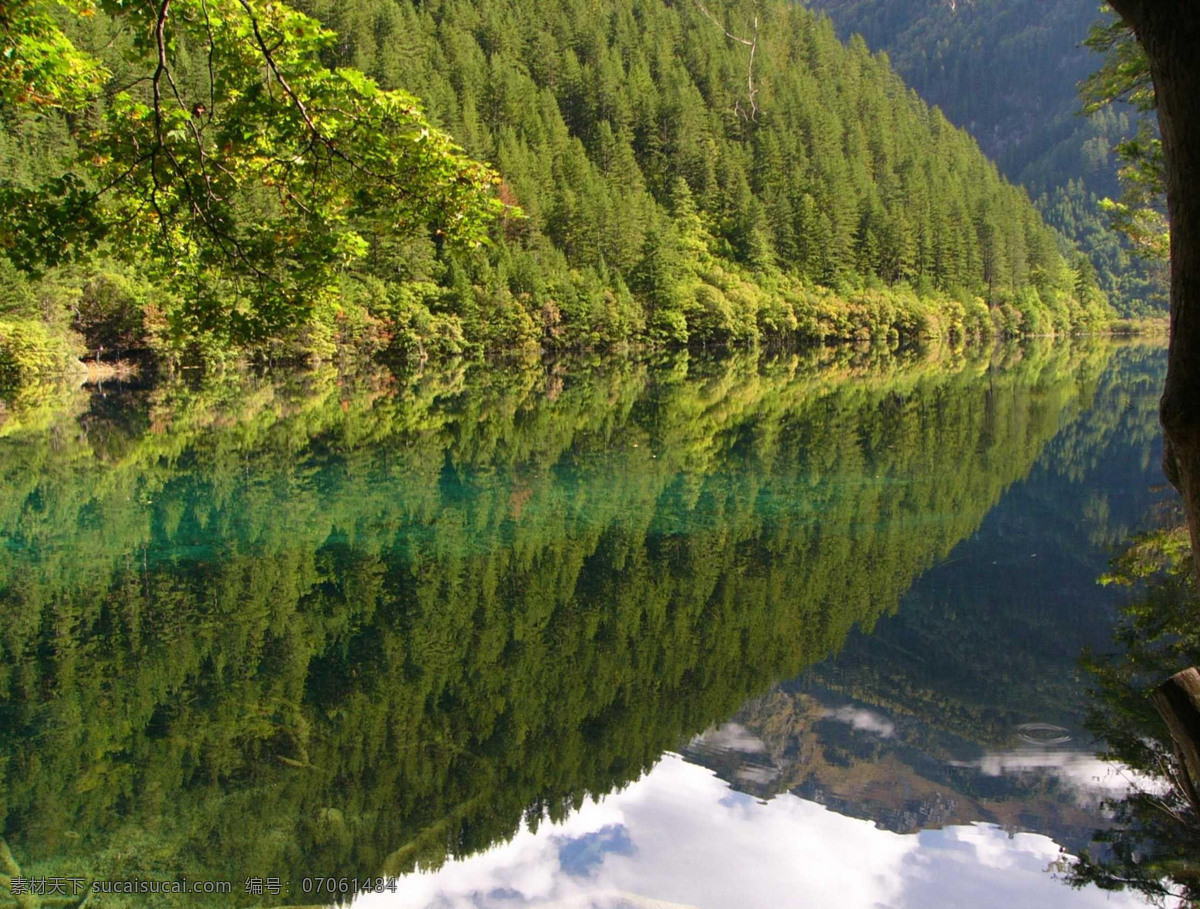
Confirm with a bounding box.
[0,0,103,109]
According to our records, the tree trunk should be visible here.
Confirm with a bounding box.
[1150,667,1200,811]
[1106,0,1200,575]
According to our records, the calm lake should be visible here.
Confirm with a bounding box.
[0,339,1170,908]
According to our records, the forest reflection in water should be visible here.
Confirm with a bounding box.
[0,338,1170,907]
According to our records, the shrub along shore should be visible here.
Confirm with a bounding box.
[2,254,1130,396]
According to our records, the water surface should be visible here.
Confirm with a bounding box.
[0,340,1167,907]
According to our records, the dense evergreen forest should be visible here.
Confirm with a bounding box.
[0,0,1116,389]
[0,342,1114,905]
[805,0,1166,316]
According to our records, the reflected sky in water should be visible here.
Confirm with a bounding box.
[373,754,1143,909]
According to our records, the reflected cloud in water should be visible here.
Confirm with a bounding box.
[366,755,1146,909]
[822,706,897,738]
[950,748,1159,810]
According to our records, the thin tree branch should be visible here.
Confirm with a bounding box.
[199,0,216,124]
[693,1,759,121]
[693,0,754,45]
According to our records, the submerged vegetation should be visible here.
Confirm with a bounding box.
[0,0,1119,391]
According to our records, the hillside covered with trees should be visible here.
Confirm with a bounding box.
[1,0,1113,388]
[804,0,1166,316]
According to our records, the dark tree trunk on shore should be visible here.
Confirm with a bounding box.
[1105,0,1200,574]
[1151,668,1200,810]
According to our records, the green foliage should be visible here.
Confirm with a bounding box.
[0,317,80,390]
[1080,13,1167,266]
[807,0,1165,316]
[0,0,504,345]
[0,0,1109,376]
[1098,125,1168,264]
[805,0,1126,196]
[1080,15,1156,117]
[340,0,1093,334]
[1038,179,1166,317]
[0,0,102,110]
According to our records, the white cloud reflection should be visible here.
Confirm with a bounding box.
[356,755,1150,909]
[951,748,1161,809]
[821,706,896,738]
[692,722,768,753]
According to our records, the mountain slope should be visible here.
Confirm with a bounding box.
[804,0,1166,316]
[293,0,1107,346]
[804,0,1114,193]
